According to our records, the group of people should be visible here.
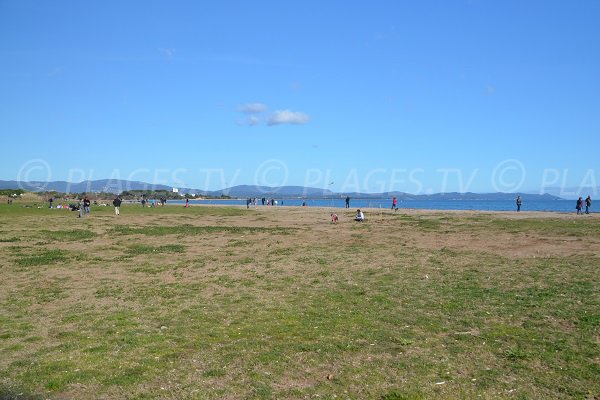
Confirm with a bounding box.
[262,197,281,206]
[48,197,80,210]
[244,197,283,208]
[330,209,365,223]
[141,195,168,208]
[517,195,593,214]
[576,195,592,215]
[41,192,596,219]
[45,196,90,214]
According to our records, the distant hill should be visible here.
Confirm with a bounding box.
[215,185,335,197]
[0,179,173,194]
[0,181,337,197]
[0,180,565,200]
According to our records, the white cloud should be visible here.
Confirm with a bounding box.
[267,110,310,126]
[235,104,310,127]
[237,103,268,114]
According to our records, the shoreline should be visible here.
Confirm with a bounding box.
[157,202,597,218]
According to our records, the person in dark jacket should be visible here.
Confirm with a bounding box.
[585,195,592,214]
[576,197,584,215]
[83,196,91,214]
[113,196,122,215]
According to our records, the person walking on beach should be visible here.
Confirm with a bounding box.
[185,198,189,208]
[516,195,522,212]
[345,195,350,208]
[391,196,398,211]
[576,197,584,214]
[83,196,91,215]
[585,195,592,214]
[113,196,122,215]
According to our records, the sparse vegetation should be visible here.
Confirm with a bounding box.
[0,204,598,399]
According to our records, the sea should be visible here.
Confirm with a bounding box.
[169,198,584,213]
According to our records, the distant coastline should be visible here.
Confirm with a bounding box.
[166,198,583,213]
[0,179,578,202]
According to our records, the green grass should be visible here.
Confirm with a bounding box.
[14,249,70,267]
[38,229,98,242]
[0,204,598,399]
[110,224,294,236]
[487,217,600,236]
[0,202,247,217]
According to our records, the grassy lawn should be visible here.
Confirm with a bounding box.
[0,203,598,399]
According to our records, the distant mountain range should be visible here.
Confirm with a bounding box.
[0,179,570,200]
[0,179,174,194]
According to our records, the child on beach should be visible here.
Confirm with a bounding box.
[354,209,365,222]
[330,213,338,223]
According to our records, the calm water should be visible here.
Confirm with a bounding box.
[169,198,585,213]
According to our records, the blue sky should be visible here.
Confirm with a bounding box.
[1,0,599,194]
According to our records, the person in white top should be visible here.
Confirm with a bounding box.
[354,209,365,221]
